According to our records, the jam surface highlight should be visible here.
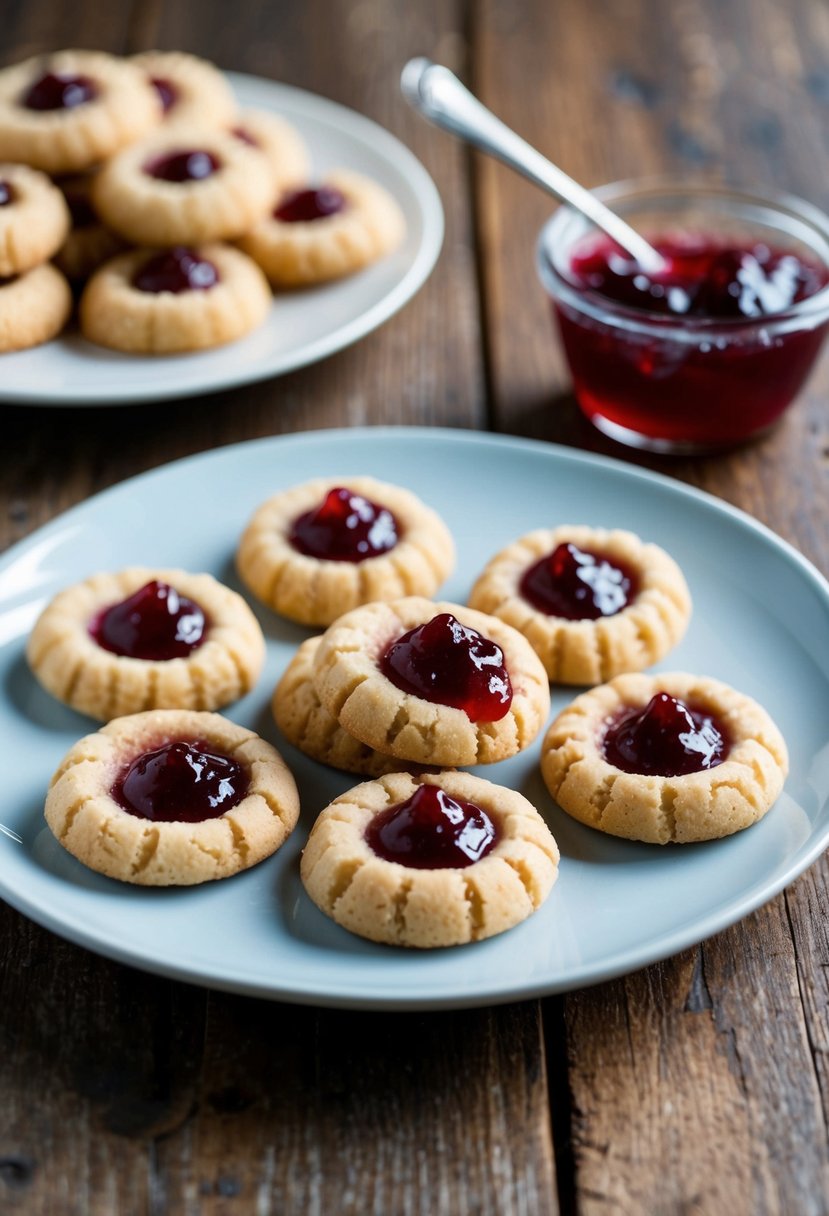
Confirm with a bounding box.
[365,783,499,869]
[112,739,249,823]
[381,612,513,722]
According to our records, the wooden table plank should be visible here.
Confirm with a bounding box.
[473,0,829,1211]
[0,3,560,1214]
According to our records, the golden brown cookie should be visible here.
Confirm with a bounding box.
[91,126,275,246]
[468,525,692,685]
[230,109,310,189]
[0,262,72,352]
[79,243,271,354]
[312,597,551,767]
[237,477,455,627]
[0,163,70,276]
[540,672,788,844]
[0,50,160,174]
[45,709,300,885]
[273,636,427,777]
[237,169,405,287]
[301,770,560,947]
[27,568,265,721]
[132,51,238,129]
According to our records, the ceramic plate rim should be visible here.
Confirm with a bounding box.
[0,74,444,407]
[1,427,828,1010]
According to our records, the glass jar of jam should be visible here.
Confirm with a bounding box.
[537,181,829,453]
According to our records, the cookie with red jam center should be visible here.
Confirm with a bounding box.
[79,243,271,353]
[540,672,788,843]
[0,163,71,276]
[469,525,692,685]
[131,51,238,131]
[237,476,455,626]
[301,771,560,947]
[45,710,300,885]
[27,567,265,721]
[238,168,405,287]
[0,50,161,174]
[312,597,550,767]
[91,126,275,246]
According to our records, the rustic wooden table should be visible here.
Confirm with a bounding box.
[2,2,828,1213]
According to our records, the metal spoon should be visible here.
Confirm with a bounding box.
[401,57,666,276]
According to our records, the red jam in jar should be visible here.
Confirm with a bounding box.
[365,783,499,869]
[552,233,829,449]
[289,487,398,561]
[602,692,729,777]
[381,612,513,722]
[521,542,637,619]
[112,739,248,823]
[90,579,208,660]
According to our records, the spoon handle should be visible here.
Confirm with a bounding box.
[401,57,665,275]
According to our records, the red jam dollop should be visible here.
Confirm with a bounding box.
[603,692,729,777]
[112,739,249,823]
[150,76,177,112]
[365,783,499,869]
[381,612,513,722]
[0,181,14,208]
[274,186,346,223]
[90,579,207,660]
[289,487,398,562]
[553,233,829,448]
[22,71,98,111]
[132,247,219,294]
[144,149,220,182]
[521,542,637,620]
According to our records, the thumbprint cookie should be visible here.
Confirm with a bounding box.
[0,163,70,276]
[312,597,550,767]
[230,109,310,190]
[91,126,274,246]
[45,709,300,885]
[79,243,271,353]
[237,477,455,626]
[27,568,265,720]
[301,770,560,947]
[540,672,788,844]
[238,169,405,287]
[132,50,238,129]
[468,525,691,684]
[0,49,161,174]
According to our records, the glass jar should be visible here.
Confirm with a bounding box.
[536,180,829,453]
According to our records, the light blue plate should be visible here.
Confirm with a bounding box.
[1,428,827,1009]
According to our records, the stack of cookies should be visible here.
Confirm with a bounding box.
[0,48,405,354]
